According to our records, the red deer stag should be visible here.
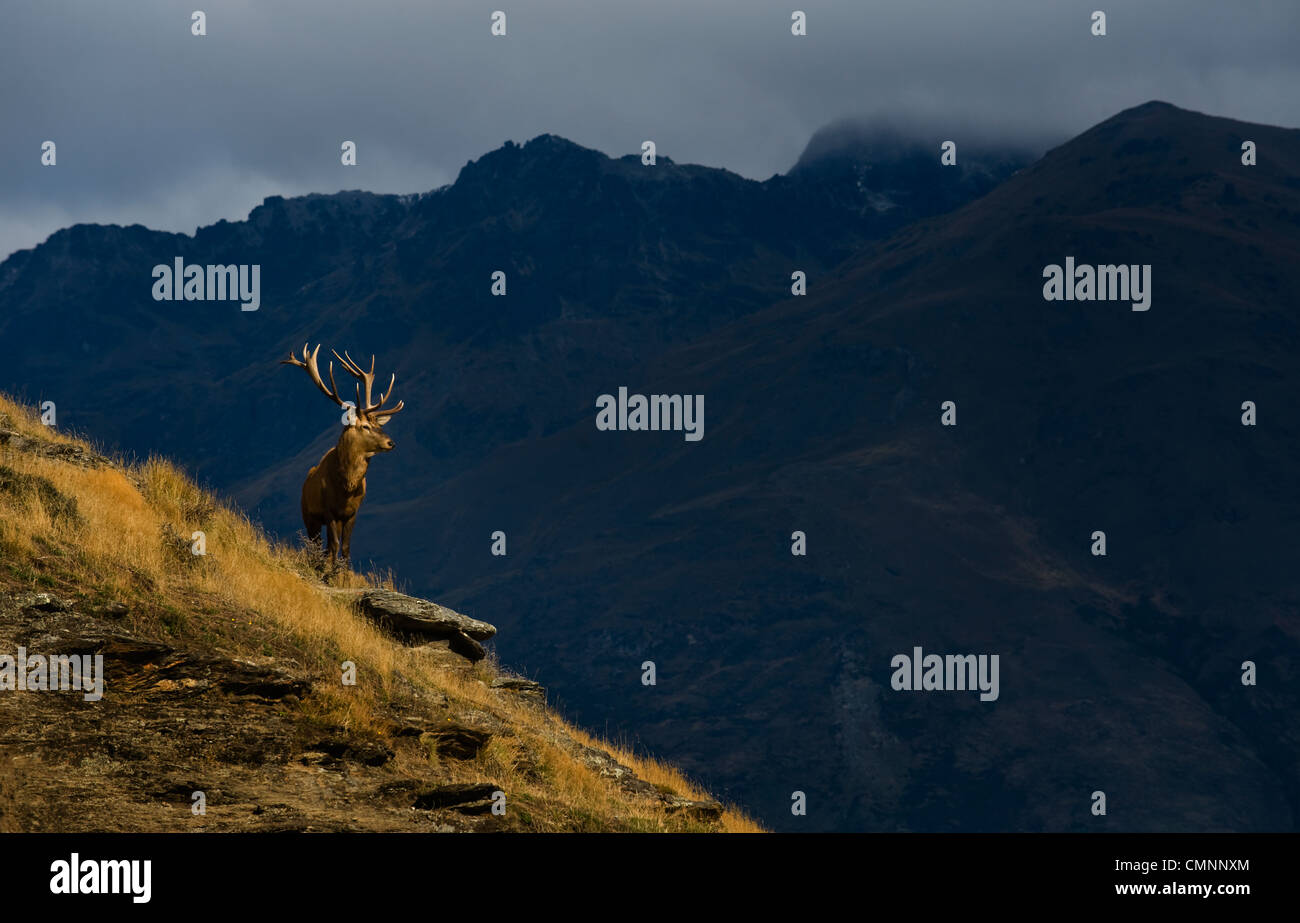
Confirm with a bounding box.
[280,344,404,565]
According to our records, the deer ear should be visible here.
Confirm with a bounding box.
[374,415,391,426]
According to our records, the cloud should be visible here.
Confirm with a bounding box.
[3,0,1298,259]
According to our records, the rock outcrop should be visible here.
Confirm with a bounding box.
[327,588,498,662]
[0,416,110,469]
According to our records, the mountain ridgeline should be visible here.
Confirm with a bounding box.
[2,103,1297,831]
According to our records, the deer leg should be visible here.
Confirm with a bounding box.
[305,518,322,551]
[325,520,342,562]
[340,517,357,564]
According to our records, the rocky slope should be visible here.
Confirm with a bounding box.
[0,402,754,832]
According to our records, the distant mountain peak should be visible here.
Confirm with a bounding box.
[1096,100,1199,128]
[791,118,928,172]
[1129,99,1178,111]
[455,134,686,190]
[521,132,589,151]
[791,116,1043,175]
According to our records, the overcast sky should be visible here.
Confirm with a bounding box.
[2,0,1297,261]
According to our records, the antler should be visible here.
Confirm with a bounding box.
[280,343,348,409]
[331,349,404,421]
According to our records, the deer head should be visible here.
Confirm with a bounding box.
[281,343,404,452]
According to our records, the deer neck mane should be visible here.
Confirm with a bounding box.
[334,426,372,493]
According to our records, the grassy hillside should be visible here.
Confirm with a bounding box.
[0,392,761,832]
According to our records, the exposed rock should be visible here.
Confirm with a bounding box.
[411,782,500,813]
[408,629,487,662]
[353,589,496,639]
[328,588,496,660]
[491,676,546,701]
[443,707,511,738]
[0,428,110,469]
[300,733,393,767]
[575,744,658,798]
[94,601,130,619]
[21,620,311,701]
[662,796,725,822]
[566,740,724,822]
[46,630,174,665]
[384,709,451,738]
[447,630,486,662]
[216,658,313,700]
[421,720,492,760]
[15,592,70,613]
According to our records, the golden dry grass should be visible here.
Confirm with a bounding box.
[0,392,764,832]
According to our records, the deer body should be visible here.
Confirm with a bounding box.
[282,344,403,565]
[301,422,394,560]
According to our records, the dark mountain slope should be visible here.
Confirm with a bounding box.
[398,101,1300,831]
